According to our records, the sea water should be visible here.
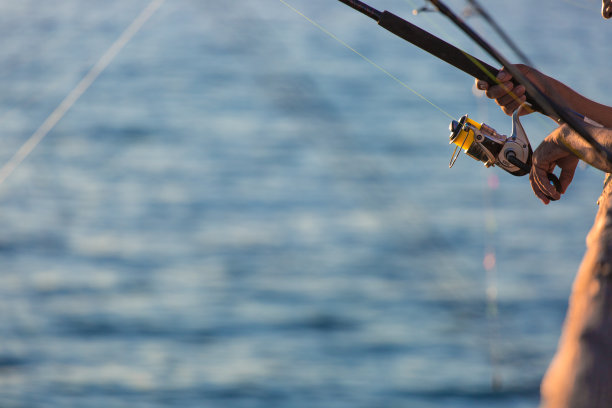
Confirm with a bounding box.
[0,0,610,407]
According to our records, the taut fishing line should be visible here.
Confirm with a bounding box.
[408,0,506,385]
[264,0,480,305]
[278,0,455,121]
[0,0,165,187]
[280,0,512,388]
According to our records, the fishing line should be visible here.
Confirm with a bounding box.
[282,0,511,388]
[261,0,481,306]
[281,0,505,363]
[406,0,534,118]
[278,0,455,120]
[0,0,165,187]
[405,0,505,387]
[278,0,495,323]
[482,171,503,390]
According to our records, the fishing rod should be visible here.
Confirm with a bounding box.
[336,0,544,113]
[412,0,532,64]
[426,0,612,163]
[334,0,555,189]
[464,0,533,65]
[336,0,610,196]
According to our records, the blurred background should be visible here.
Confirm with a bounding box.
[0,0,610,407]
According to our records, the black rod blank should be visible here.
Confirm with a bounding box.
[336,0,382,21]
[335,0,546,113]
[378,12,498,84]
[428,0,612,162]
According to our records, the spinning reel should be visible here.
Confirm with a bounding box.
[448,107,562,196]
[449,108,532,176]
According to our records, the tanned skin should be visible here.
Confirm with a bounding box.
[476,65,612,204]
[475,0,612,204]
[474,3,612,407]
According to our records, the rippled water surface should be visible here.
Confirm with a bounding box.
[0,1,611,407]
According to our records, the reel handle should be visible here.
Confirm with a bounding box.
[506,152,562,201]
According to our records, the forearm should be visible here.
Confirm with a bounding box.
[557,124,612,173]
[536,72,612,128]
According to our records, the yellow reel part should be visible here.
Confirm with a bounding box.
[448,115,482,167]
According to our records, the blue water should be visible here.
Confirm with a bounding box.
[0,0,611,407]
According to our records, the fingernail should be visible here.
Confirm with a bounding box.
[515,85,525,94]
[496,71,508,80]
[477,82,487,90]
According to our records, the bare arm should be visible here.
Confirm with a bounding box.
[530,124,612,204]
[476,64,612,128]
[554,124,612,173]
[476,65,612,203]
[536,73,612,128]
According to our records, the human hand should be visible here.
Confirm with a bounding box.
[474,64,540,116]
[529,125,579,204]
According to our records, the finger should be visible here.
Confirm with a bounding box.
[517,102,535,116]
[496,70,512,82]
[496,90,526,108]
[530,167,557,204]
[498,95,527,116]
[529,169,551,205]
[485,81,514,99]
[514,85,526,98]
[532,160,554,195]
[533,165,561,201]
[476,79,488,91]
